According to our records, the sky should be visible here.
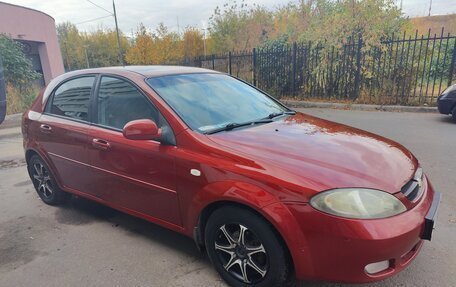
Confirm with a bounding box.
[4,0,456,34]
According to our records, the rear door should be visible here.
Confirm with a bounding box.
[38,76,96,194]
[86,75,181,226]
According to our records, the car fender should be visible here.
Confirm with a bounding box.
[183,180,313,278]
[184,180,277,231]
[261,201,315,279]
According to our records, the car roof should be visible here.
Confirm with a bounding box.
[73,65,221,78]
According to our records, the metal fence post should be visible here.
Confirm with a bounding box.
[448,40,456,86]
[186,32,455,105]
[228,51,232,75]
[252,48,257,86]
[353,37,363,99]
[292,42,297,96]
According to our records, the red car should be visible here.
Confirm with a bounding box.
[22,66,440,287]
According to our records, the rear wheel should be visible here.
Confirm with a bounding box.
[452,106,456,122]
[205,206,291,287]
[28,155,69,205]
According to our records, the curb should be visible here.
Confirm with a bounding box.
[283,100,438,113]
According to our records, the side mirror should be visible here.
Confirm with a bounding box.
[123,119,162,141]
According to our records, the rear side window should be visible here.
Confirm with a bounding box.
[96,76,160,130]
[50,76,95,121]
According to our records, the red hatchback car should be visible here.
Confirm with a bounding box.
[22,66,440,287]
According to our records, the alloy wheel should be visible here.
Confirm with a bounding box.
[32,162,54,199]
[214,223,268,284]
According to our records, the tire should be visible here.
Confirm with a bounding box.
[28,154,69,205]
[452,106,456,123]
[205,206,291,287]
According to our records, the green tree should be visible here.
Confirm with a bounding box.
[209,1,273,53]
[85,27,130,67]
[208,0,407,53]
[298,0,406,48]
[57,22,85,70]
[0,34,39,87]
[57,22,130,70]
[0,34,40,114]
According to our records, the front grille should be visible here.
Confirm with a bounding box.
[400,167,424,201]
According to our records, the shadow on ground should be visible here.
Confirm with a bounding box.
[437,116,455,124]
[55,196,203,259]
[53,196,357,287]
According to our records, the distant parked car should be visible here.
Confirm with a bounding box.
[437,84,456,122]
[22,66,441,287]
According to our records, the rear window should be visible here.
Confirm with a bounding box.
[49,76,95,121]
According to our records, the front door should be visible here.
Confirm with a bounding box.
[86,76,181,226]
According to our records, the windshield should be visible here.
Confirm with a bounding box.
[147,74,288,133]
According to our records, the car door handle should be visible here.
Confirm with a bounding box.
[92,138,111,151]
[39,124,52,134]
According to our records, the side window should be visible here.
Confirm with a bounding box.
[96,76,160,130]
[50,77,95,121]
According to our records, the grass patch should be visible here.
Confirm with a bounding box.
[6,84,40,115]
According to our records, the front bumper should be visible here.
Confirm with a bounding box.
[284,180,440,283]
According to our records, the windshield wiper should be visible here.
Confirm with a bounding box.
[205,119,273,135]
[265,110,296,119]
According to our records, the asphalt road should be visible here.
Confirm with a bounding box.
[0,108,455,287]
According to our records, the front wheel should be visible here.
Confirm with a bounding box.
[452,106,456,122]
[205,206,291,287]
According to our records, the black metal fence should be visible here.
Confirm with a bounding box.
[185,28,456,106]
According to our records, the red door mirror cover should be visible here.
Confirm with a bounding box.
[123,119,162,141]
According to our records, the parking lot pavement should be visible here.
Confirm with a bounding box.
[0,109,455,287]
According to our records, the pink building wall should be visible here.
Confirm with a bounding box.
[0,2,64,85]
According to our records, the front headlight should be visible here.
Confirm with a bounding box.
[310,188,406,219]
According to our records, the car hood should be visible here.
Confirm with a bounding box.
[207,112,417,195]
